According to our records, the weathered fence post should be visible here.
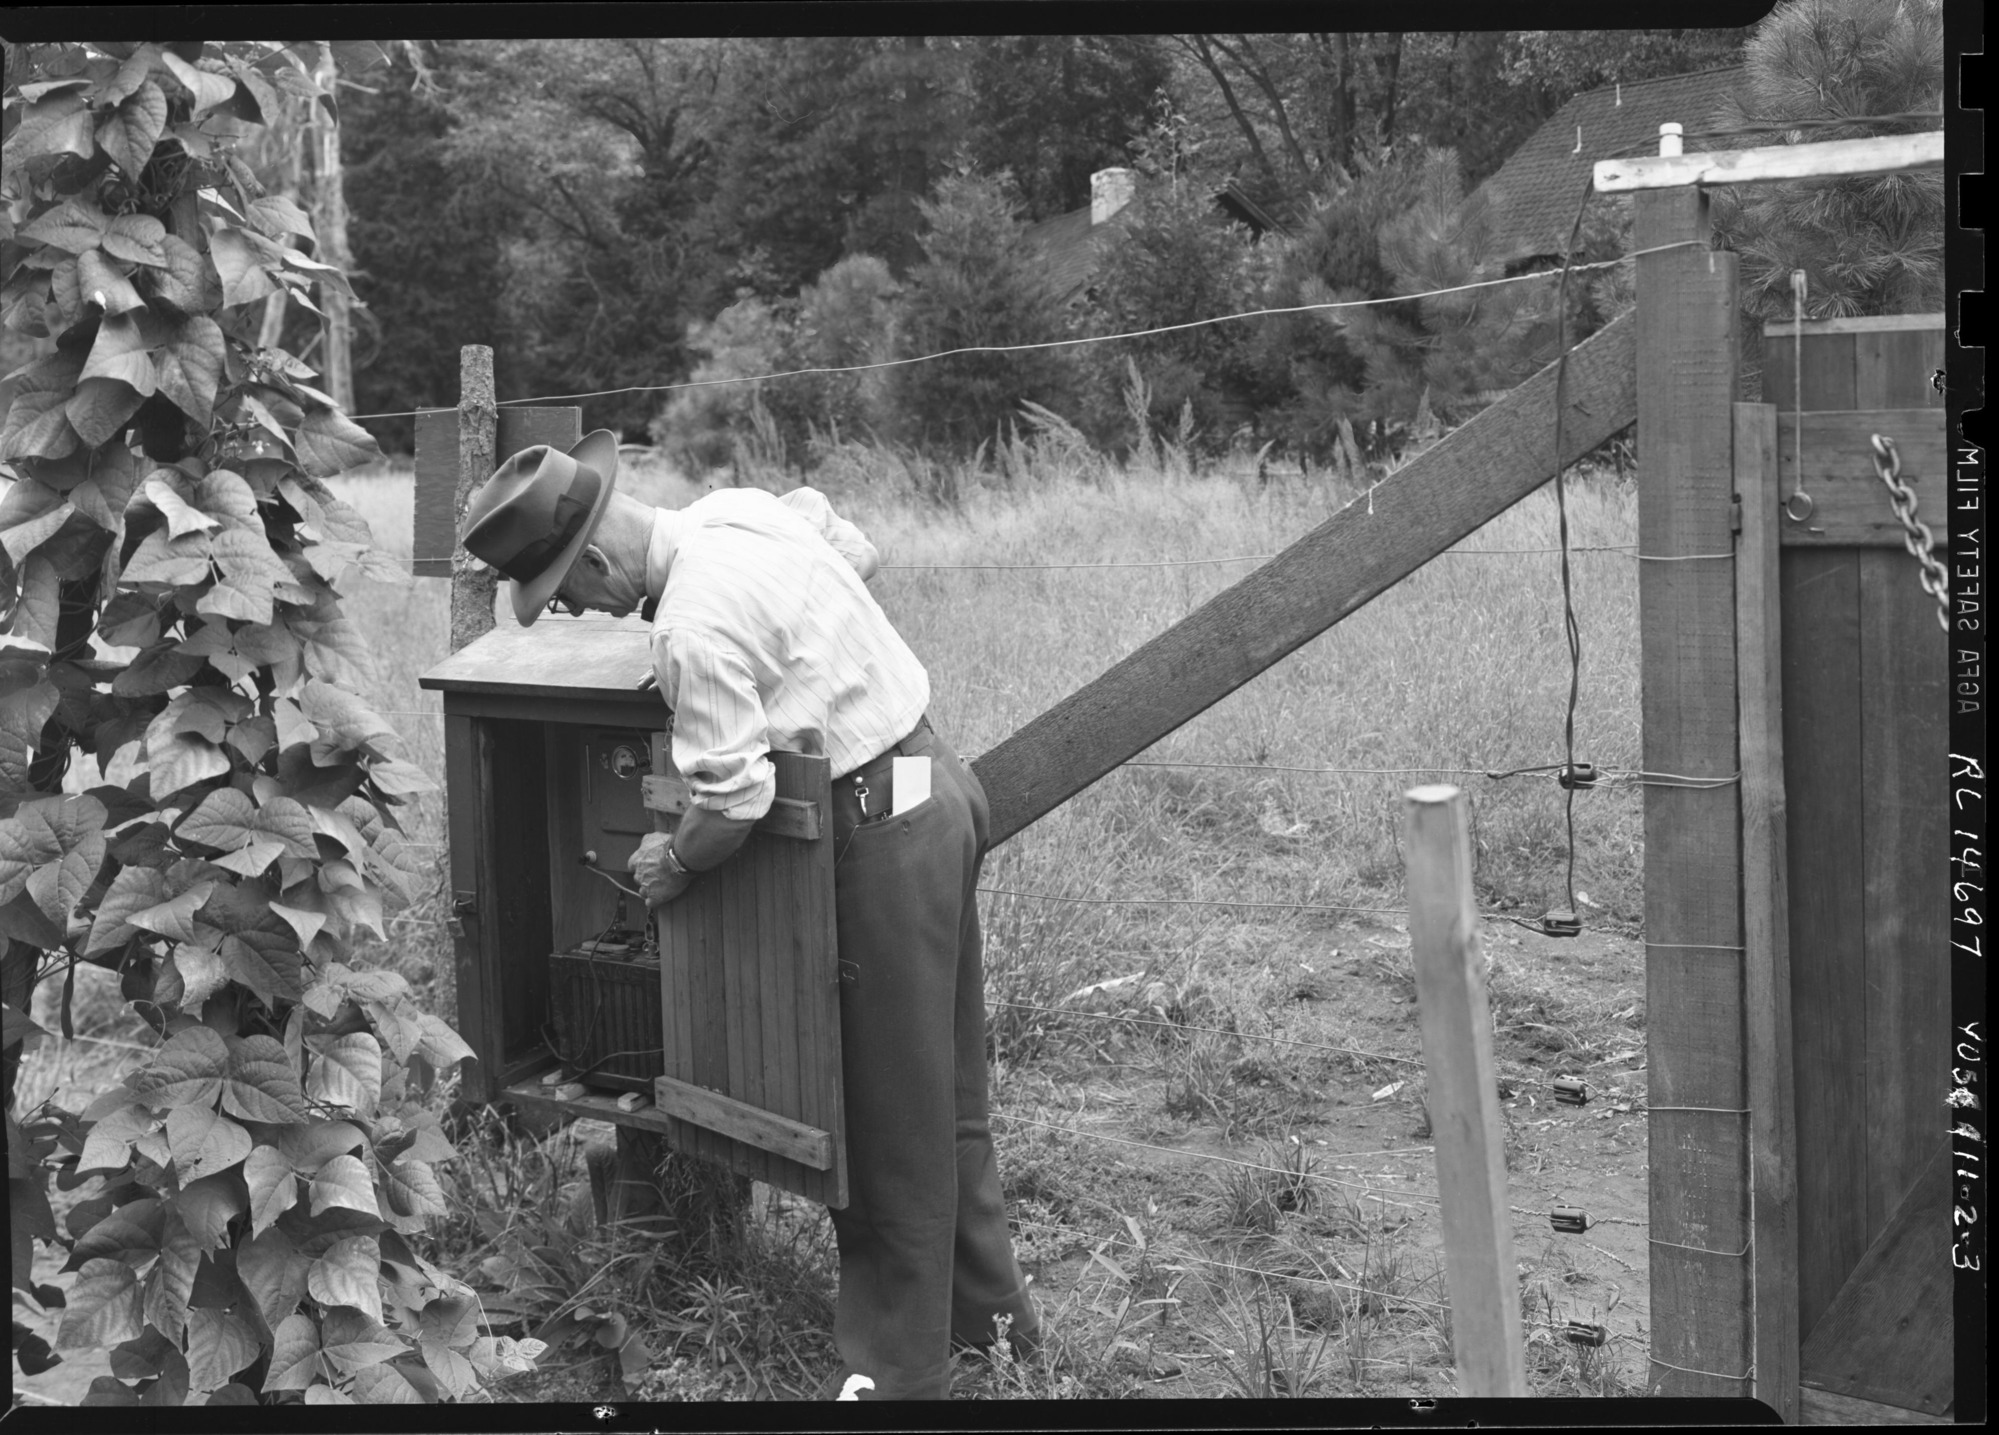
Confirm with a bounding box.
[1633,158,1752,1397]
[1403,785,1528,1399]
[448,345,499,651]
[1733,400,1800,1423]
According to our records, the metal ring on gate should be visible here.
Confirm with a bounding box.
[1782,489,1815,523]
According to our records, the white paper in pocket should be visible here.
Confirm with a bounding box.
[891,755,932,815]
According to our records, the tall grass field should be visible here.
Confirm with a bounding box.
[15,436,1654,1403]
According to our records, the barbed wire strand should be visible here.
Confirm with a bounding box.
[344,242,1708,423]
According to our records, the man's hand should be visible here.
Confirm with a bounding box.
[629,832,696,907]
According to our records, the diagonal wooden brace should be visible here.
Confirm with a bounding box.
[970,312,1639,849]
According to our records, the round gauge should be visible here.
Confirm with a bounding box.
[609,742,647,779]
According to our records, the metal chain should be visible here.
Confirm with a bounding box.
[1870,434,1950,632]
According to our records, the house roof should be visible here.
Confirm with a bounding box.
[1021,182,1290,304]
[1020,204,1122,304]
[1477,66,1744,266]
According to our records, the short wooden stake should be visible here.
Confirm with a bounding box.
[1403,785,1528,1399]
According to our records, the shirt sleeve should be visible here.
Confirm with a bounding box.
[780,486,879,580]
[653,627,776,820]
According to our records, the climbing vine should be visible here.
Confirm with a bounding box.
[0,39,528,1404]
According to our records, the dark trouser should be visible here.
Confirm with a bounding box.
[826,723,1039,1400]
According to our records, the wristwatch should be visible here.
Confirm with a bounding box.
[659,838,695,881]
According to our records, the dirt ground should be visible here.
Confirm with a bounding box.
[969,913,1653,1399]
[12,914,1650,1407]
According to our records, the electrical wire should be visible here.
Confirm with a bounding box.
[342,243,1705,423]
[1547,169,1595,920]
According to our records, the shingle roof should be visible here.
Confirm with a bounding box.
[1020,204,1122,304]
[1478,66,1745,266]
[1021,184,1291,304]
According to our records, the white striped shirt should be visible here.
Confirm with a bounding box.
[644,487,929,820]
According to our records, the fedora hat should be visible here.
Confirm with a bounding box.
[460,429,620,626]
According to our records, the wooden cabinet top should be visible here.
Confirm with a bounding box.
[419,620,657,705]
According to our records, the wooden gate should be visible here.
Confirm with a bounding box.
[1752,314,1951,1421]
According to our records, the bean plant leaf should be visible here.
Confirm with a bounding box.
[420,1338,481,1398]
[294,406,382,479]
[221,932,302,1005]
[145,1212,201,1345]
[248,194,314,242]
[17,198,107,254]
[414,1014,474,1073]
[96,79,168,180]
[307,1233,382,1323]
[199,525,287,624]
[222,1033,311,1124]
[305,1385,355,1404]
[376,1156,446,1227]
[237,1226,309,1330]
[264,1312,322,1392]
[62,1195,164,1271]
[307,1152,379,1219]
[143,232,220,314]
[206,226,279,307]
[306,1032,381,1117]
[245,1144,298,1237]
[103,214,169,269]
[185,1306,260,1392]
[319,1307,406,1374]
[153,314,226,424]
[77,1102,157,1173]
[142,473,222,539]
[128,1023,228,1108]
[159,51,240,115]
[275,1118,366,1176]
[172,942,228,1010]
[0,389,78,461]
[350,1360,426,1404]
[0,793,106,915]
[77,249,147,316]
[299,680,394,763]
[166,1104,252,1183]
[4,93,96,165]
[86,863,165,954]
[178,1172,249,1249]
[127,878,218,944]
[66,376,148,448]
[56,1259,144,1350]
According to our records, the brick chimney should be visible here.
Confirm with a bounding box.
[1090,167,1135,226]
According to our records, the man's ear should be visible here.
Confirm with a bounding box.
[577,545,611,576]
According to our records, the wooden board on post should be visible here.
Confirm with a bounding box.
[1634,184,1752,1399]
[414,401,585,578]
[651,750,846,1208]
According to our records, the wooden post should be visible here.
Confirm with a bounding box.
[1634,182,1752,1397]
[309,46,353,411]
[449,346,499,651]
[1403,785,1527,1399]
[1734,401,1799,1424]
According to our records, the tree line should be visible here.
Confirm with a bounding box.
[312,20,1937,472]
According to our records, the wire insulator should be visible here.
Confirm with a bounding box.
[1556,762,1599,790]
[1554,1075,1592,1107]
[1551,1207,1590,1234]
[1564,1321,1610,1348]
[1539,909,1583,938]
